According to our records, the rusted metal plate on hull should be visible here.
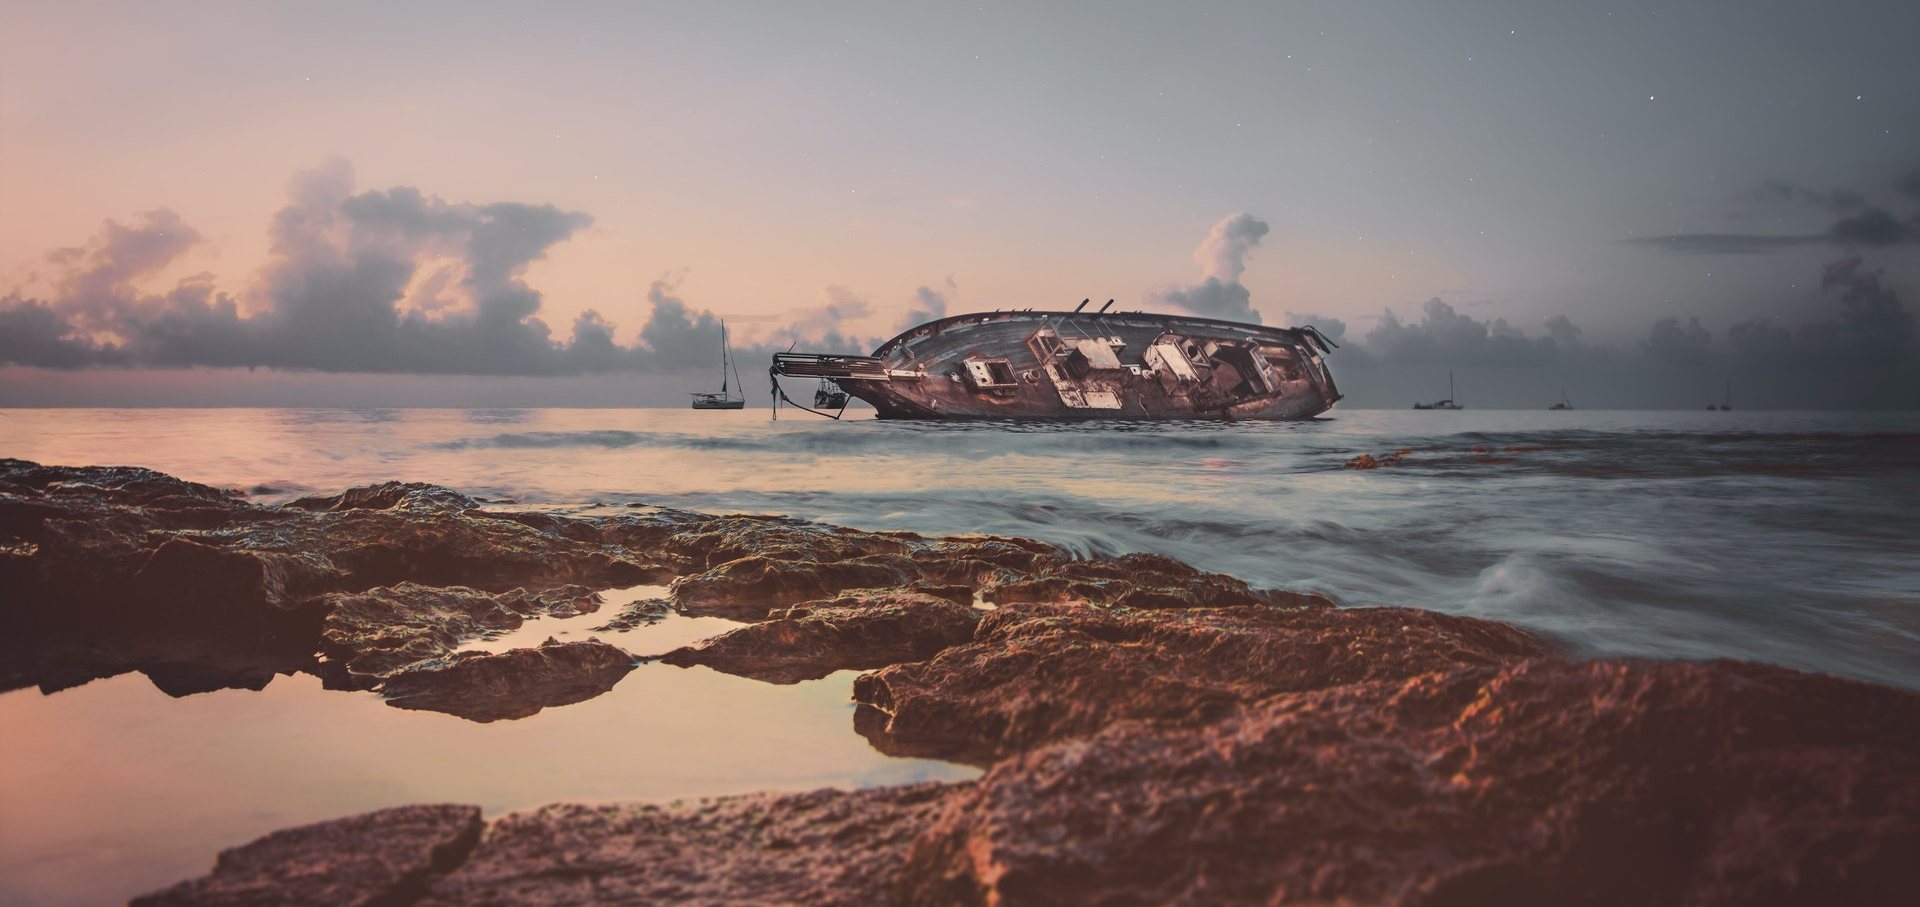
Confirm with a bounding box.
[774,311,1341,421]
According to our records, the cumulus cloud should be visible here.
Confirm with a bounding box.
[0,160,893,374]
[898,277,956,331]
[1719,258,1916,367]
[1281,311,1348,345]
[1827,207,1916,247]
[1640,316,1713,366]
[1148,213,1269,323]
[1898,168,1920,200]
[1358,297,1593,367]
[1814,255,1916,363]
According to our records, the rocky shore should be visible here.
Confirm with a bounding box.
[3,459,1915,905]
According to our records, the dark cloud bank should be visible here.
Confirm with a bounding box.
[3,167,1916,408]
[0,160,882,382]
[1284,257,1916,409]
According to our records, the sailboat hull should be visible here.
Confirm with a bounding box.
[690,398,746,410]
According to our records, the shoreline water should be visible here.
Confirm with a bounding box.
[7,407,1917,689]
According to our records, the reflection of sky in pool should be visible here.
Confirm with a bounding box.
[0,604,976,906]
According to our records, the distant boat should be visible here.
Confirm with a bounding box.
[1549,389,1574,411]
[812,378,850,410]
[690,320,747,410]
[1413,370,1463,410]
[1706,381,1733,412]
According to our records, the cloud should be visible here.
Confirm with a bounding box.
[1626,207,1919,255]
[1816,255,1916,363]
[1359,297,1590,367]
[1626,232,1825,255]
[1898,168,1920,200]
[1750,180,1867,213]
[0,160,893,374]
[634,277,722,371]
[1827,207,1916,247]
[898,277,955,331]
[0,300,120,367]
[1632,162,1920,255]
[1640,316,1713,367]
[1281,311,1348,345]
[1148,213,1269,323]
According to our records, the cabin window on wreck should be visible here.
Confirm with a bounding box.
[962,357,1019,390]
[1265,354,1301,382]
[1208,346,1272,397]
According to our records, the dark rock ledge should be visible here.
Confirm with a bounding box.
[4,461,1916,905]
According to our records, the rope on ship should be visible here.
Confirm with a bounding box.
[768,366,853,421]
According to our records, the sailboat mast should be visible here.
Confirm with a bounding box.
[1449,370,1456,404]
[720,321,729,394]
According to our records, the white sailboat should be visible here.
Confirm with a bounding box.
[690,320,746,410]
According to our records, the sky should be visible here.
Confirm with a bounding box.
[2,0,1917,407]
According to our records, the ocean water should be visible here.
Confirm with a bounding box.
[3,406,1918,903]
[7,406,1917,685]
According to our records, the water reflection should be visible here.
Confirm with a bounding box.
[0,663,975,906]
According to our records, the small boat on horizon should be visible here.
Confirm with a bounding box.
[1707,381,1733,411]
[690,320,747,410]
[1549,388,1574,411]
[1413,370,1462,410]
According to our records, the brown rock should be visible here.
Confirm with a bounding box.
[854,601,1550,763]
[982,552,1326,610]
[668,554,918,618]
[1347,450,1413,469]
[899,659,1920,906]
[380,639,637,722]
[659,591,980,683]
[133,538,341,626]
[317,583,541,687]
[657,513,916,569]
[418,786,955,907]
[591,594,674,632]
[132,804,483,907]
[286,481,485,514]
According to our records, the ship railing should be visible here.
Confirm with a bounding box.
[771,352,893,382]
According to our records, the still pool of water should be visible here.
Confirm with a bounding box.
[0,602,975,905]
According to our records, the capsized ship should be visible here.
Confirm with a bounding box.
[771,306,1341,420]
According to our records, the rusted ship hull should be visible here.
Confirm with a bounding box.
[774,311,1341,420]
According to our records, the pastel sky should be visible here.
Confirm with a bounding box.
[2,0,1917,405]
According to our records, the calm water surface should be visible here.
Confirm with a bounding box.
[3,406,1918,904]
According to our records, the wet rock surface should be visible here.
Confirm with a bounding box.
[898,658,1920,907]
[981,550,1335,610]
[317,583,603,688]
[0,459,671,695]
[854,600,1553,763]
[18,461,1920,905]
[2,460,1061,696]
[659,590,981,684]
[381,639,637,722]
[131,804,483,907]
[417,785,953,907]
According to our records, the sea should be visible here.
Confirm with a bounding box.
[2,406,1917,905]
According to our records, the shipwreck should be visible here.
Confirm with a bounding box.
[770,302,1341,420]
